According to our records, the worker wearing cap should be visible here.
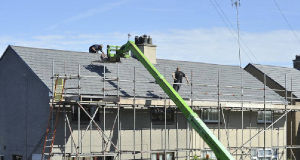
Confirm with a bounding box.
[89,44,107,60]
[172,67,189,92]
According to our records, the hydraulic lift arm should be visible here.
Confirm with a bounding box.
[115,41,234,160]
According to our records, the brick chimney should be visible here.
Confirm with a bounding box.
[293,55,300,70]
[134,35,157,64]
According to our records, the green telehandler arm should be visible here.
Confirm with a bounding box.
[111,41,234,160]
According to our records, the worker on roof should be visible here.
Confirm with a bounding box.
[172,67,189,92]
[89,44,107,61]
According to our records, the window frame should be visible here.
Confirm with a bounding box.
[151,152,175,160]
[250,148,278,160]
[150,108,175,125]
[201,108,219,123]
[71,106,100,123]
[257,111,272,124]
[201,149,217,160]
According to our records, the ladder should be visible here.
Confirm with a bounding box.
[41,77,66,160]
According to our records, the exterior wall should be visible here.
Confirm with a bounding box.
[287,111,300,159]
[51,107,286,160]
[0,48,50,160]
[245,64,299,159]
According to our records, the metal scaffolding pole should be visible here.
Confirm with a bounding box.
[103,63,106,98]
[249,110,252,153]
[263,73,266,160]
[285,74,287,159]
[241,68,244,160]
[217,70,220,140]
[133,66,136,159]
[176,108,179,160]
[290,76,293,159]
[150,108,152,159]
[186,118,189,159]
[164,66,167,160]
[103,107,106,159]
[190,70,193,157]
[164,95,167,160]
[117,63,121,160]
[64,105,66,160]
[77,64,81,159]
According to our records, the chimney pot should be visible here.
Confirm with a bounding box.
[134,35,157,64]
[293,55,300,70]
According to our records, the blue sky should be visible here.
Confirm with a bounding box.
[0,0,299,67]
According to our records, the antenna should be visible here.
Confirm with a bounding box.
[128,33,131,41]
[232,0,241,67]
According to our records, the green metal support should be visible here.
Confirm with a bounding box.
[115,41,234,160]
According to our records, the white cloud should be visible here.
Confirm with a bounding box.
[1,28,300,67]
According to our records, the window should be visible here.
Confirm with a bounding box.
[67,156,113,160]
[151,152,174,160]
[12,155,22,160]
[201,150,216,160]
[0,155,4,160]
[202,109,219,123]
[151,108,175,125]
[72,106,99,122]
[251,148,278,160]
[257,111,272,123]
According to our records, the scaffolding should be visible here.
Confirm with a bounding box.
[46,60,300,160]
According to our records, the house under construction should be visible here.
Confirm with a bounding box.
[0,37,300,160]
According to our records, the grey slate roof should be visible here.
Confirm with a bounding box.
[247,63,300,98]
[6,46,284,103]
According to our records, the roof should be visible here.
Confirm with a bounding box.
[246,63,300,98]
[5,45,284,103]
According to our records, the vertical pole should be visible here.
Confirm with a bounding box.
[119,109,122,159]
[164,66,167,160]
[103,63,106,98]
[71,106,73,155]
[290,76,293,159]
[164,98,167,160]
[263,73,266,160]
[117,64,121,160]
[176,108,179,160]
[77,105,80,159]
[271,110,274,148]
[186,117,189,159]
[249,110,252,153]
[290,119,293,158]
[241,68,244,159]
[103,63,106,160]
[52,60,55,131]
[103,107,106,159]
[133,66,136,159]
[78,64,81,159]
[218,70,220,140]
[285,74,288,159]
[150,108,152,158]
[190,70,193,157]
[64,105,66,160]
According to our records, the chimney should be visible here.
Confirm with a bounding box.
[293,55,300,70]
[134,35,157,64]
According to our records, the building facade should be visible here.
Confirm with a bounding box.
[0,44,297,160]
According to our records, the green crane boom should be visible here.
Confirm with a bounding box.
[113,41,234,160]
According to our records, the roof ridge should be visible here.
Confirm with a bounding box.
[157,58,241,67]
[10,45,91,55]
[250,63,296,70]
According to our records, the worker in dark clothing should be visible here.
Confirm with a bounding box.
[89,44,103,53]
[172,67,189,92]
[89,44,107,61]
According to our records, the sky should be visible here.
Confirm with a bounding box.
[0,0,300,67]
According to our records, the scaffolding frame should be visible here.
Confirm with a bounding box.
[48,60,300,160]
